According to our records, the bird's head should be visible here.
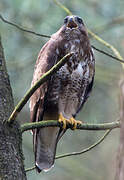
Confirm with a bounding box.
[61,15,88,37]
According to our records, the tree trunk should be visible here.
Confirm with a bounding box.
[0,36,27,180]
[115,79,124,180]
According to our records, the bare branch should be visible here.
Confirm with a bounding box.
[55,129,112,159]
[25,166,36,173]
[21,120,120,133]
[88,29,124,69]
[22,119,119,172]
[1,14,124,64]
[0,14,50,38]
[92,46,124,63]
[25,129,112,172]
[7,53,74,124]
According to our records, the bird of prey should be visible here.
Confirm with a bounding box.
[30,15,95,172]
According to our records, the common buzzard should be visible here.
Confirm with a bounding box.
[30,15,95,172]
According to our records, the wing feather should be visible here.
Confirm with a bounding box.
[30,36,65,172]
[30,39,59,122]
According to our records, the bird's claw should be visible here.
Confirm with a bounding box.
[59,113,70,129]
[69,117,82,130]
[59,113,82,130]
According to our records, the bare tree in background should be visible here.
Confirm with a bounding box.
[115,80,124,180]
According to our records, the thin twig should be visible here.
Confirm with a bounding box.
[88,29,124,69]
[25,166,36,172]
[25,129,112,172]
[1,14,124,64]
[56,129,111,159]
[21,120,120,133]
[92,46,124,63]
[7,53,74,124]
[0,14,50,38]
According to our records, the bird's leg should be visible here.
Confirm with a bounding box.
[58,113,82,130]
[58,113,70,129]
[69,117,82,130]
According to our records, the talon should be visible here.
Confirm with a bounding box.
[58,113,82,130]
[69,117,82,130]
[59,113,69,129]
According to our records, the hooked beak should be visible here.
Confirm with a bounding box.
[67,18,77,29]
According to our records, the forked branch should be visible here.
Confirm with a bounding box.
[7,53,74,124]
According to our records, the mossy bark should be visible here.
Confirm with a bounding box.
[0,36,27,180]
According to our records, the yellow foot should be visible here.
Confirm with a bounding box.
[58,113,70,129]
[58,113,82,130]
[69,117,82,130]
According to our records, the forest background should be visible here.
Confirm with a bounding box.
[0,0,124,179]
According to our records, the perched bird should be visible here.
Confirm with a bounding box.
[30,15,95,172]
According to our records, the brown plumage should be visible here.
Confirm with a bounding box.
[30,15,95,172]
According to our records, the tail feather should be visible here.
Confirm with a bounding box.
[33,104,66,172]
[35,126,60,172]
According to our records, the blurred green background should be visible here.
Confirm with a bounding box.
[0,0,124,179]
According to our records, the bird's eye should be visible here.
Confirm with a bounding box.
[77,17,83,24]
[64,17,68,24]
